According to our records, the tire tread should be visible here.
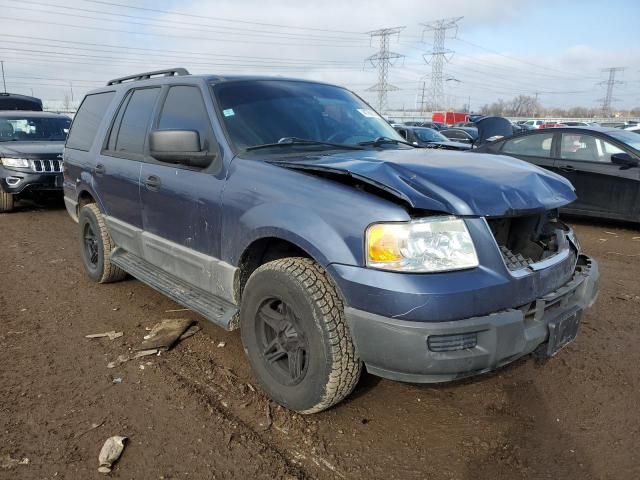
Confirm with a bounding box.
[253,257,361,414]
[81,203,126,283]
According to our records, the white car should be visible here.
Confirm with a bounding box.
[521,119,545,129]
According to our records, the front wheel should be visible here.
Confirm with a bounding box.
[78,203,126,283]
[240,257,362,414]
[0,190,14,213]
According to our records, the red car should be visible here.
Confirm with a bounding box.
[539,122,566,129]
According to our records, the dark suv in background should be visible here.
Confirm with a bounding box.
[63,68,599,413]
[0,111,71,212]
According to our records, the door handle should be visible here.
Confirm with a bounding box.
[94,163,105,176]
[144,175,161,190]
[558,165,576,173]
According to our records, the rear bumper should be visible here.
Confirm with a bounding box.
[345,255,599,383]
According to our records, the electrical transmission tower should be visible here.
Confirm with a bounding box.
[365,27,405,113]
[598,67,625,117]
[421,17,462,111]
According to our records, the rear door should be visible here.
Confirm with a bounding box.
[98,87,161,231]
[555,132,640,220]
[139,84,226,285]
[498,131,557,171]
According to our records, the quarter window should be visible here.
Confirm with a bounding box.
[66,91,115,151]
[501,132,553,157]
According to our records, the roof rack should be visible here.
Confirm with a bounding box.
[106,68,190,86]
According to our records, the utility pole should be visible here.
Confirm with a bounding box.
[365,27,405,114]
[1,61,6,93]
[419,80,427,112]
[598,67,625,117]
[421,17,462,111]
[69,81,74,102]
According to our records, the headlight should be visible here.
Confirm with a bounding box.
[366,216,478,272]
[0,157,30,168]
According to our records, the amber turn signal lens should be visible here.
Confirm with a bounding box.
[367,224,403,262]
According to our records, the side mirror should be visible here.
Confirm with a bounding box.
[149,130,213,168]
[611,152,639,168]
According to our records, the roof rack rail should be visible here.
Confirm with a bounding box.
[106,68,190,86]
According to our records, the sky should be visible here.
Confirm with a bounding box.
[1,0,638,113]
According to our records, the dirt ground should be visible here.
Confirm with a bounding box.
[1,199,638,480]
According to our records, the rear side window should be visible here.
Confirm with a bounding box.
[501,132,553,157]
[112,88,160,156]
[66,91,115,151]
[157,86,213,150]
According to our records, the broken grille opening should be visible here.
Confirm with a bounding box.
[487,211,563,271]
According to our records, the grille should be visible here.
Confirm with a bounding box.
[499,246,533,271]
[427,332,478,352]
[30,159,63,173]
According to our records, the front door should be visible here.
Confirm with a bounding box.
[555,132,640,220]
[139,84,229,296]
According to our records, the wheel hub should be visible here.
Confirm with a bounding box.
[258,299,309,385]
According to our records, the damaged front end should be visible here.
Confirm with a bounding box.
[486,209,576,272]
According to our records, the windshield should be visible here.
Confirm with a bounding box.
[609,130,640,151]
[213,80,403,150]
[413,128,448,143]
[0,116,71,142]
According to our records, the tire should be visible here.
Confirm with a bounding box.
[0,190,14,213]
[240,257,362,414]
[78,203,126,283]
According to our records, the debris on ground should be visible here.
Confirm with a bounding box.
[98,436,127,474]
[76,420,105,439]
[217,341,226,348]
[0,453,29,469]
[165,308,189,313]
[86,331,124,340]
[112,377,123,384]
[133,349,159,359]
[179,324,201,341]
[137,319,194,351]
[107,354,130,369]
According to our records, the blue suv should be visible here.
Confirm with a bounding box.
[63,68,599,413]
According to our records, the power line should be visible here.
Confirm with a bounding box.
[421,17,462,110]
[2,15,372,49]
[365,27,405,113]
[0,34,361,65]
[86,0,366,35]
[453,36,600,79]
[0,0,368,44]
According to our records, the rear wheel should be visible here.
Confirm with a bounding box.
[0,190,14,213]
[240,257,361,413]
[78,203,126,283]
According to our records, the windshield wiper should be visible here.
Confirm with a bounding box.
[246,137,366,152]
[357,136,415,147]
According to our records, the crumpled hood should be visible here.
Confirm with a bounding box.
[270,148,576,217]
[0,141,64,158]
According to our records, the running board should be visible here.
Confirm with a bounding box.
[110,249,238,329]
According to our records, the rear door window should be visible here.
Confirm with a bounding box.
[501,132,554,157]
[66,91,115,151]
[113,88,160,156]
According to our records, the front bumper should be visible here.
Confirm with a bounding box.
[0,166,63,195]
[345,254,599,383]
